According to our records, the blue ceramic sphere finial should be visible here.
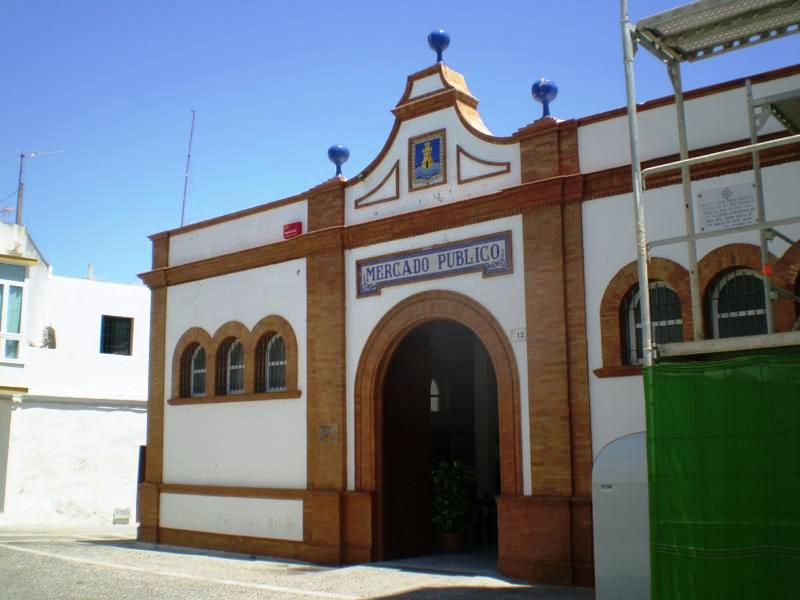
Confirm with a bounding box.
[327,144,350,177]
[427,29,450,63]
[531,78,559,119]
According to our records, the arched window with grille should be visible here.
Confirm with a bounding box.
[179,342,206,397]
[708,268,767,338]
[255,333,286,392]
[216,338,244,395]
[621,281,683,365]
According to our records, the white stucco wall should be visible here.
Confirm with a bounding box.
[408,73,445,99]
[168,200,308,267]
[162,258,307,488]
[578,74,800,173]
[0,224,150,526]
[0,401,145,526]
[25,276,150,401]
[344,107,520,226]
[583,162,800,460]
[19,262,51,363]
[159,493,303,541]
[345,215,532,494]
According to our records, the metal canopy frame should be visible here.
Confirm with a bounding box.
[620,0,800,366]
[636,0,800,63]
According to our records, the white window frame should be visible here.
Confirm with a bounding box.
[226,340,245,395]
[0,270,26,364]
[190,345,206,397]
[265,335,287,392]
[710,268,766,339]
[626,281,683,365]
[430,378,441,413]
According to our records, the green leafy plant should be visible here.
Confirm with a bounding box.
[431,459,476,534]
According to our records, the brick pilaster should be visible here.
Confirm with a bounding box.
[499,116,593,586]
[308,177,345,231]
[138,234,170,544]
[524,205,573,496]
[514,117,579,181]
[305,179,347,558]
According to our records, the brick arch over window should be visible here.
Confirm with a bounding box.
[354,290,523,499]
[250,315,299,394]
[170,327,213,399]
[597,258,691,376]
[169,318,301,405]
[211,322,250,396]
[697,243,797,335]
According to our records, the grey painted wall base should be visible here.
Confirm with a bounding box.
[592,431,650,600]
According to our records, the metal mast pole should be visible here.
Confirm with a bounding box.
[15,150,63,226]
[16,153,25,225]
[180,110,196,227]
[621,0,654,367]
[746,79,775,334]
[668,61,704,340]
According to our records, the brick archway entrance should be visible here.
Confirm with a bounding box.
[353,290,523,560]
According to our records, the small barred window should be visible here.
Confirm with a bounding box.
[179,342,206,397]
[227,340,245,394]
[255,334,286,392]
[709,269,767,339]
[215,337,244,395]
[621,282,683,365]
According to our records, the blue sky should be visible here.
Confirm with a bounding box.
[2,1,798,284]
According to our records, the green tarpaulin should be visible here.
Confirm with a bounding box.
[645,354,800,600]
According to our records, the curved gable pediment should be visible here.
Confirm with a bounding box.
[344,63,520,226]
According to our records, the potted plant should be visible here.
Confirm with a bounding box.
[431,459,475,553]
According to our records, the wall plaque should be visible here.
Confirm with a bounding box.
[318,424,338,446]
[356,230,512,297]
[697,183,757,233]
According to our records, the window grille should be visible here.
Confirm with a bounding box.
[179,343,206,397]
[191,346,206,396]
[255,334,286,392]
[709,269,767,338]
[621,281,683,365]
[100,315,133,355]
[227,340,245,394]
[215,338,234,395]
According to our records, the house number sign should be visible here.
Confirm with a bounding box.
[356,230,513,297]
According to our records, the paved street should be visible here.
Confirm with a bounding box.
[0,528,593,599]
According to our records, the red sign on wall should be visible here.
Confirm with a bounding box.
[283,221,303,239]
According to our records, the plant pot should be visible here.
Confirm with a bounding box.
[439,531,464,554]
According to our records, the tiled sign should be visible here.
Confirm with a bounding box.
[356,230,512,297]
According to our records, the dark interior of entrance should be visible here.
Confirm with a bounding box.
[382,319,500,560]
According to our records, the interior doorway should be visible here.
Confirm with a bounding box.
[382,319,500,560]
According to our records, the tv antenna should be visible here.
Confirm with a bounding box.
[17,150,64,225]
[180,110,196,226]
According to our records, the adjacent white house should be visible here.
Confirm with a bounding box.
[0,222,149,526]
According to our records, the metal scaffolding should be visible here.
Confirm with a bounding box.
[620,0,800,366]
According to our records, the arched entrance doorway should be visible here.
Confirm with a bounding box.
[353,290,522,561]
[382,319,500,558]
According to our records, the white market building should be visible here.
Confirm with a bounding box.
[137,31,799,590]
